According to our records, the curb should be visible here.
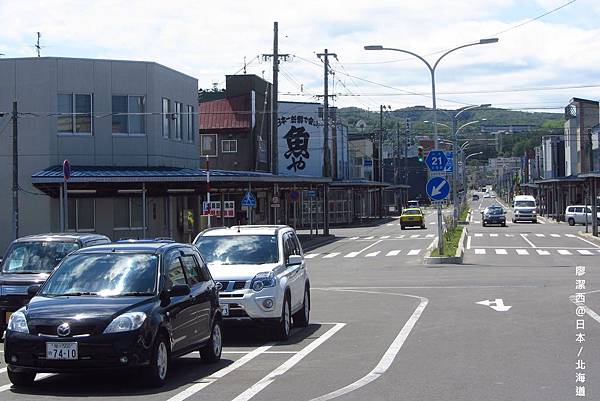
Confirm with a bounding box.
[424,226,467,266]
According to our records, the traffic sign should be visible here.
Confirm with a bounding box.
[425,150,448,172]
[445,152,453,172]
[307,190,317,198]
[363,159,373,167]
[270,196,280,208]
[426,176,450,201]
[241,191,257,207]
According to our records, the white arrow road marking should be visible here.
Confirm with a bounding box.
[386,250,402,256]
[476,298,512,312]
[431,180,447,197]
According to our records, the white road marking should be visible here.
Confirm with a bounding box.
[536,250,550,255]
[574,235,600,248]
[474,233,483,237]
[566,234,576,238]
[232,323,346,401]
[516,249,529,255]
[304,254,319,259]
[520,233,537,248]
[365,251,380,257]
[310,290,428,401]
[349,236,359,240]
[380,235,390,239]
[474,249,486,255]
[578,250,594,255]
[407,249,421,256]
[539,219,546,224]
[557,249,572,255]
[473,220,481,223]
[535,234,545,237]
[466,235,472,250]
[386,250,402,256]
[386,223,394,226]
[363,236,375,240]
[495,249,508,255]
[323,253,340,258]
[490,233,499,237]
[396,235,405,239]
[569,296,600,326]
[344,240,383,258]
[505,234,514,237]
[429,222,436,225]
[167,343,276,401]
[425,234,434,238]
[410,234,420,238]
[550,234,560,238]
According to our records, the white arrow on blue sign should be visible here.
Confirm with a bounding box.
[241,191,257,207]
[425,150,448,172]
[426,176,451,201]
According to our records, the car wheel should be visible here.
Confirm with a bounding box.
[482,222,486,227]
[421,223,426,229]
[400,225,405,230]
[7,369,36,387]
[512,218,516,223]
[200,320,222,363]
[293,286,310,327]
[568,218,575,226]
[532,219,537,224]
[502,222,506,227]
[146,333,169,387]
[276,295,292,340]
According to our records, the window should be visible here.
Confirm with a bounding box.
[114,197,144,229]
[57,94,92,134]
[186,105,194,142]
[67,198,95,231]
[181,255,202,285]
[162,98,171,138]
[175,102,182,140]
[167,254,187,286]
[222,139,238,153]
[112,95,145,134]
[201,134,218,157]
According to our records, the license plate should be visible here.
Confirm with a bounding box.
[5,312,12,323]
[46,342,78,360]
[221,304,230,317]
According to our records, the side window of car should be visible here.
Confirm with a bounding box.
[180,255,202,286]
[283,233,292,262]
[575,207,584,213]
[193,251,212,282]
[166,252,187,287]
[292,233,303,255]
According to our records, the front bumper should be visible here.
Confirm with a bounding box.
[4,329,153,373]
[483,217,505,225]
[513,213,536,221]
[219,288,282,322]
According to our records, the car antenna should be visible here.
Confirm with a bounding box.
[237,221,241,233]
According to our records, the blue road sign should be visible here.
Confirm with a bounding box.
[241,191,257,207]
[425,150,448,172]
[445,151,453,172]
[307,190,317,198]
[363,159,373,167]
[426,176,451,201]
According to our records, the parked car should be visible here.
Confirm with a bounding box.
[472,194,480,201]
[512,195,538,223]
[193,225,310,340]
[482,205,507,227]
[400,208,426,230]
[0,233,110,335]
[4,241,222,387]
[565,205,600,226]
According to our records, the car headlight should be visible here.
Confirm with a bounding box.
[532,210,537,215]
[7,310,29,334]
[251,272,276,292]
[103,312,147,334]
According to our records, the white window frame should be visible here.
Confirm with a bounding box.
[57,93,93,136]
[186,105,194,143]
[112,94,146,136]
[162,98,171,139]
[114,197,146,230]
[67,198,96,232]
[175,101,183,140]
[200,134,218,157]
[222,139,238,153]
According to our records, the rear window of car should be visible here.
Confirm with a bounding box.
[2,241,80,274]
[403,209,421,215]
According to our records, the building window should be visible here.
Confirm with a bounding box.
[58,94,92,134]
[114,197,144,229]
[201,134,218,157]
[175,102,182,140]
[222,139,238,153]
[112,95,145,134]
[162,98,171,138]
[67,198,95,231]
[186,105,194,142]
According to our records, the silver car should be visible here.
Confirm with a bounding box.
[565,205,600,226]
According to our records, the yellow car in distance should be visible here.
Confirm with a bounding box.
[400,208,426,230]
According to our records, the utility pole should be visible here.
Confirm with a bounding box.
[12,101,19,240]
[317,49,337,236]
[378,105,384,218]
[395,121,400,185]
[404,118,409,188]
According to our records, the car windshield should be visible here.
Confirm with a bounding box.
[486,208,504,215]
[403,209,421,216]
[514,201,535,207]
[195,235,279,265]
[40,253,158,296]
[2,241,80,274]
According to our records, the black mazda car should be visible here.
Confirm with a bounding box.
[4,241,222,387]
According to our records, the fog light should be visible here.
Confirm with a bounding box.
[120,356,128,364]
[11,355,17,363]
[262,299,274,309]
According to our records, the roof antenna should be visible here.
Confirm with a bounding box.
[237,221,241,233]
[35,32,42,57]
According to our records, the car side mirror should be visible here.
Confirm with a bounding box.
[287,255,303,266]
[27,284,41,297]
[169,284,191,297]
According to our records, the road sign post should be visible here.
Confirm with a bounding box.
[425,151,450,255]
[62,160,70,232]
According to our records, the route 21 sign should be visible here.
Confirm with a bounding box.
[425,150,448,172]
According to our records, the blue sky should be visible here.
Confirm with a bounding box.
[0,0,598,113]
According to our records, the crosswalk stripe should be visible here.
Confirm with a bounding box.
[364,236,374,240]
[516,249,529,255]
[323,253,340,258]
[344,252,359,258]
[473,220,481,223]
[578,250,593,255]
[386,250,402,256]
[565,234,576,238]
[410,234,421,238]
[474,249,486,255]
[304,254,319,259]
[557,250,572,255]
[505,234,514,237]
[429,222,436,225]
[536,250,550,255]
[396,235,405,239]
[349,236,359,240]
[386,223,395,226]
[495,249,507,255]
[535,234,545,237]
[550,234,560,238]
[365,251,380,257]
[426,234,435,238]
[490,234,498,237]
[380,236,390,239]
[474,233,483,237]
[407,249,421,256]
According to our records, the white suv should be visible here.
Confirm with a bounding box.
[193,225,310,340]
[565,205,600,226]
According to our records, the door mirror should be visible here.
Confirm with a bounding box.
[169,284,191,297]
[27,284,41,297]
[287,255,303,266]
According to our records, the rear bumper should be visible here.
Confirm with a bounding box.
[400,219,424,227]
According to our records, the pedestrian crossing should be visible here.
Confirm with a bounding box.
[344,234,435,240]
[305,248,425,260]
[471,233,577,238]
[468,248,600,256]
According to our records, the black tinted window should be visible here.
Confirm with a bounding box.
[167,254,187,286]
[2,241,80,273]
[181,255,202,285]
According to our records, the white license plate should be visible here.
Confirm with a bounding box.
[46,342,78,360]
[221,304,230,317]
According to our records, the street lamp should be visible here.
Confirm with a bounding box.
[464,151,484,193]
[364,41,498,147]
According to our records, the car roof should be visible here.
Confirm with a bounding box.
[197,225,291,237]
[74,241,191,255]
[12,233,110,244]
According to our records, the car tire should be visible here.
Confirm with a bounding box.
[293,286,310,327]
[421,224,426,229]
[512,218,516,223]
[146,333,170,387]
[200,320,222,364]
[7,370,36,387]
[482,222,486,227]
[568,218,575,226]
[532,219,537,224]
[275,295,292,341]
[502,222,506,227]
[400,225,405,230]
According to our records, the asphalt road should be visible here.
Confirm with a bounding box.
[0,198,598,400]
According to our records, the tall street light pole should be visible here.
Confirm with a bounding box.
[365,39,498,148]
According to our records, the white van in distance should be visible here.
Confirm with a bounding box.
[512,195,537,223]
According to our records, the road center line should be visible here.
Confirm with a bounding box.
[520,233,537,248]
[231,323,346,401]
